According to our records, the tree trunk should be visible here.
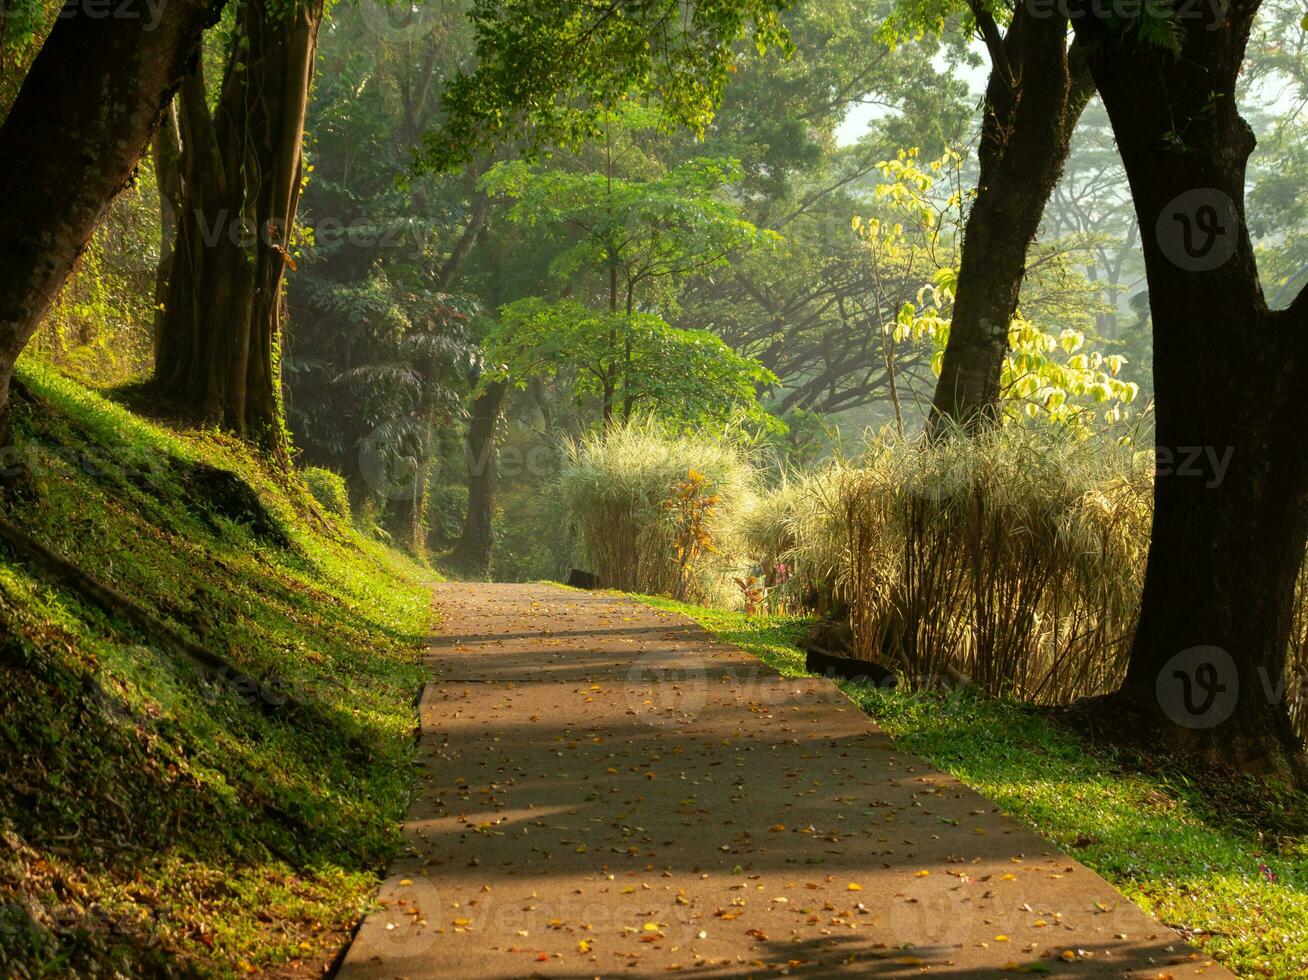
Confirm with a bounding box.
[152,102,184,358]
[450,380,508,576]
[154,0,324,466]
[1071,2,1308,782]
[0,0,220,440]
[927,8,1093,432]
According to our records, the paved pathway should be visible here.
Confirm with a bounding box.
[339,583,1230,979]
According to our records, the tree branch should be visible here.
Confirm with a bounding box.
[966,0,1014,87]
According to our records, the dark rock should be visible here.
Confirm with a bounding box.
[566,569,599,590]
[804,648,898,687]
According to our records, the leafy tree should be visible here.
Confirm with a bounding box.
[421,0,791,168]
[669,0,973,423]
[1068,0,1308,782]
[481,145,779,424]
[286,0,480,481]
[484,297,779,429]
[878,0,1095,432]
[410,0,799,572]
[855,147,1141,433]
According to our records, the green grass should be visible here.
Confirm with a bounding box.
[0,362,434,976]
[635,594,1308,980]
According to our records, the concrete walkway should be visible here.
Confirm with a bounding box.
[339,583,1230,979]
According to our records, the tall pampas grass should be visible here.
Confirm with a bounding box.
[778,426,1152,702]
[559,419,755,603]
[555,418,1308,741]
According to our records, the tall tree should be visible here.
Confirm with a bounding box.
[897,2,1095,431]
[1070,0,1307,782]
[0,0,220,440]
[153,0,325,464]
[449,376,507,574]
[419,0,790,573]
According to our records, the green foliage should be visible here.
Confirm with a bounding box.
[286,1,478,511]
[27,158,161,387]
[0,364,431,974]
[853,148,1142,432]
[481,138,782,430]
[0,0,49,115]
[303,466,352,522]
[421,0,792,168]
[482,154,776,294]
[558,419,757,602]
[485,297,780,429]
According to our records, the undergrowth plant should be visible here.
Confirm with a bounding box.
[559,420,754,602]
[561,419,1307,738]
[789,426,1151,702]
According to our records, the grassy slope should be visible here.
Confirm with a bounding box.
[0,363,432,977]
[635,594,1308,980]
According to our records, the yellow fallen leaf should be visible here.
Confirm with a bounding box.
[847,882,863,891]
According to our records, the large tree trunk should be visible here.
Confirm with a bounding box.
[450,380,508,576]
[0,0,220,440]
[1071,2,1308,782]
[927,7,1093,431]
[152,102,184,358]
[154,0,324,466]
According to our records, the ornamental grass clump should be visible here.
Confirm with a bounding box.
[780,426,1151,703]
[887,426,1151,701]
[559,420,754,602]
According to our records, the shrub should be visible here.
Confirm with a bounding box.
[559,420,754,602]
[780,427,1151,702]
[303,467,352,523]
[736,478,808,612]
[558,420,1308,742]
[786,447,901,655]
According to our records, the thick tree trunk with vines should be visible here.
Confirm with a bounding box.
[0,0,219,443]
[1070,1,1308,784]
[154,0,324,466]
[927,8,1093,433]
[450,380,508,576]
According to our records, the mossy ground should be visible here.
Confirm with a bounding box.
[0,363,434,977]
[635,593,1308,980]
